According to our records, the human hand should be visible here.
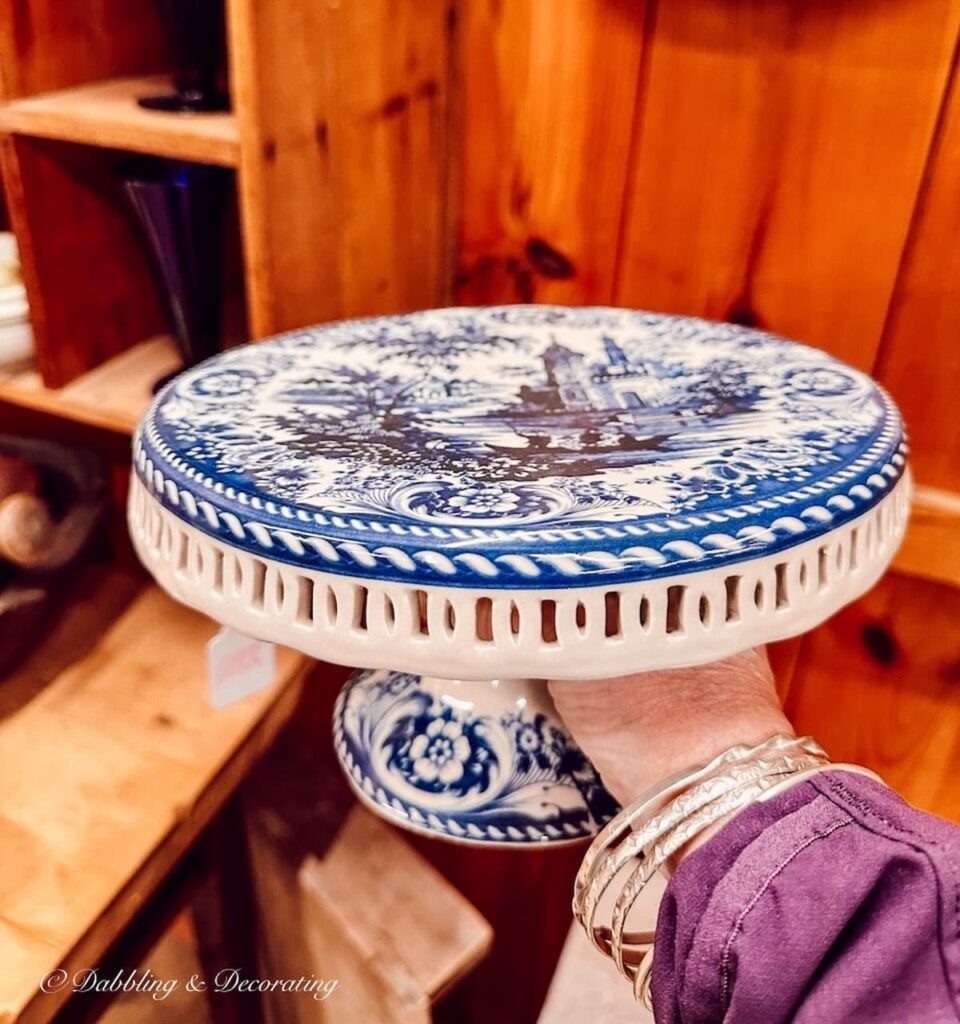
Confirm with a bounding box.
[548,648,793,810]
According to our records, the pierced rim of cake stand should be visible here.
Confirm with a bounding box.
[129,470,910,681]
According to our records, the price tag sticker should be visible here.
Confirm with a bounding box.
[206,627,277,709]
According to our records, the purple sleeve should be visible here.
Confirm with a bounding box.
[652,770,960,1023]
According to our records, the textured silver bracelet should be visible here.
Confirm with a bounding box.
[575,736,827,954]
[572,733,842,1006]
[628,761,887,1008]
[755,761,884,803]
[573,734,824,923]
[603,751,829,976]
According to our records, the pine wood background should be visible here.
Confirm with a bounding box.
[445,0,960,821]
[437,7,960,1015]
[3,3,959,1021]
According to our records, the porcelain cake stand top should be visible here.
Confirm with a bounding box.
[130,306,909,681]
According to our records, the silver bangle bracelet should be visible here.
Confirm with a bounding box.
[571,733,889,1008]
[630,762,887,1007]
[607,755,828,976]
[575,736,827,950]
[574,734,825,923]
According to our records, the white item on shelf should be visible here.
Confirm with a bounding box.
[0,319,32,369]
[0,232,34,370]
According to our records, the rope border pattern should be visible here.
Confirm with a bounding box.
[134,305,907,587]
[134,424,907,586]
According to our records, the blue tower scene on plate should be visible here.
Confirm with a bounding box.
[137,306,902,592]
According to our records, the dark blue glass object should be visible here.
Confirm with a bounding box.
[120,157,228,390]
[138,0,230,113]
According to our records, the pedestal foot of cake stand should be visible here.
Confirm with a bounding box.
[333,670,620,847]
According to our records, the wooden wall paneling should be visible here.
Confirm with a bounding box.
[0,1,167,101]
[229,0,454,337]
[892,486,960,590]
[614,0,960,367]
[0,137,167,386]
[784,572,960,821]
[454,0,649,306]
[874,54,960,493]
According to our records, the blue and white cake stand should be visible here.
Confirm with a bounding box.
[130,306,909,846]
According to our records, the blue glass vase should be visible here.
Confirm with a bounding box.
[120,158,228,389]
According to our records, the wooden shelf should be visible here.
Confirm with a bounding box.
[0,567,309,1024]
[893,484,960,589]
[0,76,239,167]
[0,336,180,433]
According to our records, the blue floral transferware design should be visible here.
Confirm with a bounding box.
[135,306,906,588]
[334,669,620,844]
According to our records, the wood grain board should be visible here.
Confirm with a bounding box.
[454,0,649,306]
[312,808,492,1006]
[893,486,960,590]
[243,737,491,1024]
[0,1,168,102]
[0,337,179,434]
[784,571,960,821]
[875,53,960,493]
[229,0,454,337]
[0,77,240,167]
[614,0,960,368]
[0,578,308,1024]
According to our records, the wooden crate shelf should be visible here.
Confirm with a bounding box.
[0,2,453,387]
[0,76,239,168]
[0,566,309,1024]
[0,336,179,434]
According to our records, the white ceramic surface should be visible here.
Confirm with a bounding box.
[129,306,912,846]
[334,669,620,845]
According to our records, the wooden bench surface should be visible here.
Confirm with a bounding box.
[0,568,308,1024]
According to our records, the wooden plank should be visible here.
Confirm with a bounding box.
[407,833,584,1024]
[614,0,960,368]
[0,136,167,386]
[784,571,960,822]
[0,1,167,102]
[0,584,308,1024]
[0,77,240,168]
[0,565,141,720]
[244,736,491,1024]
[228,0,454,337]
[892,485,960,589]
[0,336,179,434]
[296,808,491,1024]
[315,808,492,1003]
[301,870,431,1024]
[453,0,649,305]
[875,59,960,491]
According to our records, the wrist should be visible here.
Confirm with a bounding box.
[593,706,795,807]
